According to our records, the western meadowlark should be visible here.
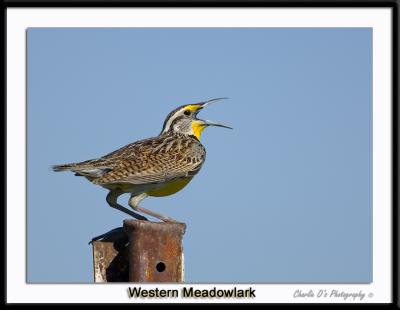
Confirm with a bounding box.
[52,98,232,222]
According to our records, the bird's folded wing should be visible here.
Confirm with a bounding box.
[92,153,202,185]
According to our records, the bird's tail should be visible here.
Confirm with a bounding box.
[51,163,77,172]
[52,161,111,179]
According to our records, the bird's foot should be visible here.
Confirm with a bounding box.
[161,217,180,223]
[135,214,149,221]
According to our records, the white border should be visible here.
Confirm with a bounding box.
[7,8,392,303]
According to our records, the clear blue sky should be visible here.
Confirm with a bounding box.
[27,28,372,283]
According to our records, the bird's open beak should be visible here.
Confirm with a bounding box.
[200,97,230,109]
[199,119,233,130]
[193,97,233,129]
[189,98,230,115]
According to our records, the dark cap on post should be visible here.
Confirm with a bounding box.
[123,220,186,283]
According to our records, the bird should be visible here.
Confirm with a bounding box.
[52,98,232,222]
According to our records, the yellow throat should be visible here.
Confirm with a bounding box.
[191,121,206,140]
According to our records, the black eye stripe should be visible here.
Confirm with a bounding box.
[184,110,191,116]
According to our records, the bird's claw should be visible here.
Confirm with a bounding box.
[161,217,179,223]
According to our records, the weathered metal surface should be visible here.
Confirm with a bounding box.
[123,220,186,282]
[92,228,129,282]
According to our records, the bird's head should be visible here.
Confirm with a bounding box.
[161,98,232,139]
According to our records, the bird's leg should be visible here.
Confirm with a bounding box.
[128,193,179,223]
[106,190,148,221]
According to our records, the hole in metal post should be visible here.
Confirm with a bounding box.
[156,262,166,272]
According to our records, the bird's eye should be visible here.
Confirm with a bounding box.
[184,110,191,116]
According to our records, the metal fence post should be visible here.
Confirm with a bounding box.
[92,220,186,283]
[123,220,186,282]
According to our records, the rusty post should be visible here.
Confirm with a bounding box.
[92,228,129,282]
[123,220,186,282]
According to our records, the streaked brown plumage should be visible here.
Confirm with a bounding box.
[55,133,205,187]
[53,98,231,222]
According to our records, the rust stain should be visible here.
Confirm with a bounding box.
[123,220,186,282]
[92,221,186,283]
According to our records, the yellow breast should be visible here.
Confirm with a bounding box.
[146,177,193,197]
